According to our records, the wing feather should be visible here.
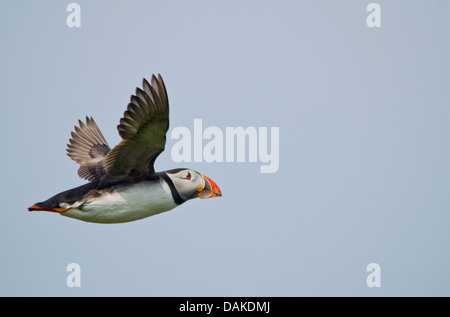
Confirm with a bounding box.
[66,116,111,181]
[99,74,169,187]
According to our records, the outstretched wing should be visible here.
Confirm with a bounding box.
[66,116,111,182]
[99,74,169,187]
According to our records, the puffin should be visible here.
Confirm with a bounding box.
[28,74,222,223]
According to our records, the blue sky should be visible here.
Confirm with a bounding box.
[1,1,450,296]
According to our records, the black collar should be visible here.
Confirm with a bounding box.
[158,172,185,205]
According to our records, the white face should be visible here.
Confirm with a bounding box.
[165,169,204,201]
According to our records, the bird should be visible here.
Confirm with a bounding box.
[28,74,222,223]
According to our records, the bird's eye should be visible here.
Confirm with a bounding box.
[185,172,192,180]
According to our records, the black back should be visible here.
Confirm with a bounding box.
[31,180,101,210]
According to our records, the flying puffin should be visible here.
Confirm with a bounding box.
[28,74,221,223]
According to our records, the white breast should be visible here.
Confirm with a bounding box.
[61,179,178,223]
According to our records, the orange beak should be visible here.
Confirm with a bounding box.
[199,174,222,199]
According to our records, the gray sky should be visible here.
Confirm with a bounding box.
[1,0,450,296]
